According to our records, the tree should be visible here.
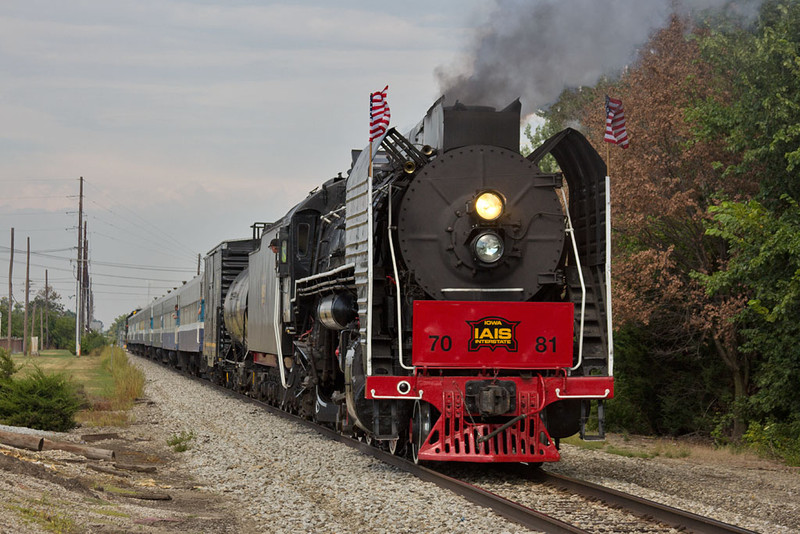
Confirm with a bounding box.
[701,196,800,417]
[108,313,129,345]
[690,1,800,205]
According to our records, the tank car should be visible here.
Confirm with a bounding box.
[127,96,614,464]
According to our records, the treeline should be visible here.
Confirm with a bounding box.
[0,288,107,355]
[533,1,800,463]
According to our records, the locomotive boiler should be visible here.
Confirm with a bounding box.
[126,96,614,464]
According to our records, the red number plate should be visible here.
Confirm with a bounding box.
[412,300,574,369]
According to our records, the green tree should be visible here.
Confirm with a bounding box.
[700,196,800,419]
[691,1,800,204]
[108,313,129,345]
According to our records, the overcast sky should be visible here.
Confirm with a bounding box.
[0,0,490,328]
[1,0,747,330]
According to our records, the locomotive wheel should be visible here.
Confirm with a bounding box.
[411,400,434,464]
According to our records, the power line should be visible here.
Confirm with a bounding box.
[84,181,198,258]
[0,248,195,272]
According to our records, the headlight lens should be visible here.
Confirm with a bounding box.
[473,232,504,263]
[474,191,504,221]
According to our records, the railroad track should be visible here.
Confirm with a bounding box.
[160,361,759,534]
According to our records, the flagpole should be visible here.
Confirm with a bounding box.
[367,138,374,376]
[602,99,614,377]
[366,86,389,377]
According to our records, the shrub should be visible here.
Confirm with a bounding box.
[743,419,800,467]
[0,347,18,381]
[82,330,109,355]
[0,367,86,431]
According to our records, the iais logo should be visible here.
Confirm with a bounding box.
[467,316,520,352]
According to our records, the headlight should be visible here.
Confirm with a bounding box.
[473,232,504,263]
[474,191,504,221]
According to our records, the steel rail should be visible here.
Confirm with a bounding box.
[529,468,758,534]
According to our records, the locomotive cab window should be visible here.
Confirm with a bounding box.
[296,222,311,258]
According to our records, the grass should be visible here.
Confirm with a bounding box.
[11,346,145,428]
[562,433,779,467]
[12,349,113,397]
[10,495,77,533]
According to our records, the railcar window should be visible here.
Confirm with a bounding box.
[297,223,310,258]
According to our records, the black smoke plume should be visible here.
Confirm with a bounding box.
[436,0,762,116]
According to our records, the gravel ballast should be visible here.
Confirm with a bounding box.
[1,354,798,533]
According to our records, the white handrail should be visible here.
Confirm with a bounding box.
[605,176,614,376]
[561,188,586,372]
[274,277,288,389]
[388,184,414,370]
[555,388,611,400]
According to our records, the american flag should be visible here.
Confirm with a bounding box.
[604,95,629,149]
[369,86,390,142]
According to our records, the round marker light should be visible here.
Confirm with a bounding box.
[473,232,504,264]
[474,191,504,221]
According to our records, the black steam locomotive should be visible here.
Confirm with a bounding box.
[126,97,614,463]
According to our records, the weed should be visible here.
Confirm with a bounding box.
[167,430,196,452]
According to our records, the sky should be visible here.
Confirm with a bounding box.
[0,0,759,330]
[0,0,490,329]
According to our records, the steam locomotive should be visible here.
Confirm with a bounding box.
[126,97,614,463]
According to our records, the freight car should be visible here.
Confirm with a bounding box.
[126,97,614,463]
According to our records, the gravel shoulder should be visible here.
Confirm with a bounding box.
[1,354,798,533]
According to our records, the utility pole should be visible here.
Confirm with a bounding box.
[45,269,49,349]
[7,228,13,353]
[31,302,36,354]
[82,222,89,331]
[23,237,30,356]
[197,253,201,276]
[75,177,83,356]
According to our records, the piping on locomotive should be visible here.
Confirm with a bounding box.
[126,97,614,463]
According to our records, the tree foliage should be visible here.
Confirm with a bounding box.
[690,1,800,203]
[1,287,76,352]
[700,196,800,423]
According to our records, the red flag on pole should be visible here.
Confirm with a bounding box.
[369,86,390,142]
[604,95,629,148]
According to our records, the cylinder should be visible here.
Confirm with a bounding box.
[317,293,356,330]
[223,268,249,345]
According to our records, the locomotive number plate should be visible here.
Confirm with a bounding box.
[412,301,574,369]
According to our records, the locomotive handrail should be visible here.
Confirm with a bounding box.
[370,389,424,400]
[605,176,614,376]
[554,388,611,400]
[275,277,288,389]
[561,188,586,371]
[388,183,414,370]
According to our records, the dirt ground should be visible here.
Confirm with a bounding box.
[0,399,259,534]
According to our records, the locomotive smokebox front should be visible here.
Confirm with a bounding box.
[396,142,566,302]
